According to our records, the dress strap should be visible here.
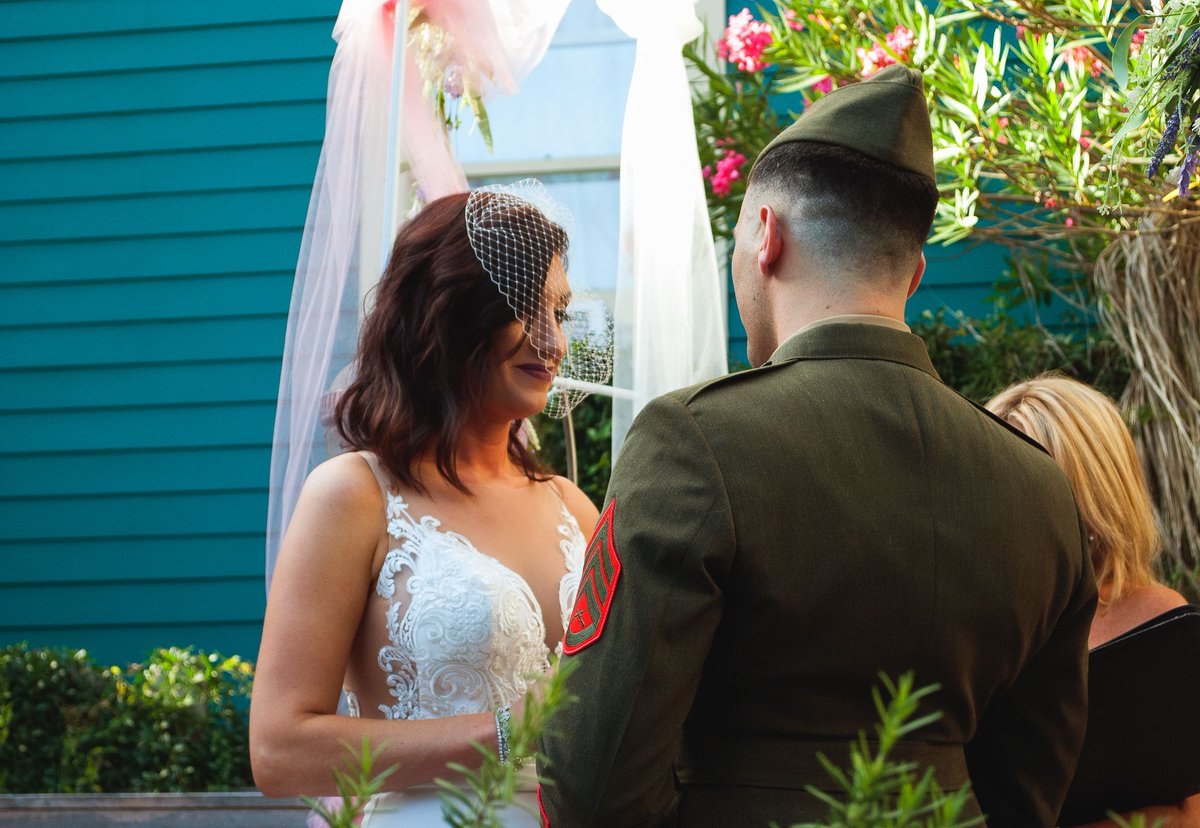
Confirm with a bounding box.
[546,476,568,507]
[356,450,394,497]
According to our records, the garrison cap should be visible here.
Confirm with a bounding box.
[753,64,935,181]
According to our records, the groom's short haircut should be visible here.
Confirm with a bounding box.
[749,140,939,283]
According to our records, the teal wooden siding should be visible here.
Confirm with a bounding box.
[0,0,337,665]
[0,0,1002,668]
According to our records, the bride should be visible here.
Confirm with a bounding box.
[250,184,602,825]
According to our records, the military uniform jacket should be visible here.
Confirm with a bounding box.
[537,322,1097,828]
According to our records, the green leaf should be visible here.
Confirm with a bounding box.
[941,95,977,123]
[1111,15,1144,90]
[972,45,990,108]
[465,94,493,154]
[1111,108,1149,142]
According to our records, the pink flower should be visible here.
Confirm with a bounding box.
[783,9,805,31]
[1078,129,1092,149]
[1045,197,1058,209]
[813,76,834,95]
[308,798,363,828]
[1130,30,1146,59]
[1064,46,1103,78]
[709,150,748,197]
[858,25,916,78]
[886,26,915,53]
[718,9,774,73]
[1016,24,1027,38]
[1065,217,1075,227]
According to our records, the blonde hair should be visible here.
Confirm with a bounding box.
[986,373,1162,606]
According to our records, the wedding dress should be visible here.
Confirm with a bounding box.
[340,452,586,827]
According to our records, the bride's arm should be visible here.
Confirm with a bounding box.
[249,454,497,797]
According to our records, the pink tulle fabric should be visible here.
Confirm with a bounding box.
[265,0,569,591]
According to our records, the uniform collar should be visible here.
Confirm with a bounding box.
[769,314,910,362]
[763,319,940,381]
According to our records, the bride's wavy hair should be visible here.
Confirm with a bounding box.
[335,192,561,493]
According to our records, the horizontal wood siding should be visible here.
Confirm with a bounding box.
[0,0,337,665]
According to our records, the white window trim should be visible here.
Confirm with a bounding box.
[462,154,621,179]
[695,0,726,37]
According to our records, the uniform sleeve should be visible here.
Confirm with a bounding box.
[964,513,1098,828]
[536,394,736,827]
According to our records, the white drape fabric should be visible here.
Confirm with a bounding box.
[600,0,728,459]
[266,0,568,592]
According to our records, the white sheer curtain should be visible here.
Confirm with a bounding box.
[600,0,728,458]
[265,0,569,592]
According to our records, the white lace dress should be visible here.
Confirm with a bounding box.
[340,457,586,827]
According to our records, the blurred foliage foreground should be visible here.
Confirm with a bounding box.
[0,652,1159,828]
[0,643,252,793]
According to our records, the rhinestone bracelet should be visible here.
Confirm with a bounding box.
[495,706,512,766]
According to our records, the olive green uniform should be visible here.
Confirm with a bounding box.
[537,321,1097,827]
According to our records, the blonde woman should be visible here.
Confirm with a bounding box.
[987,373,1198,828]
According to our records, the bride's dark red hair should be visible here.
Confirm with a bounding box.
[335,192,562,493]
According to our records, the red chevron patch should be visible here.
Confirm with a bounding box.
[562,499,620,655]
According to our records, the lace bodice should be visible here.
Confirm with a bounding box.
[344,478,586,721]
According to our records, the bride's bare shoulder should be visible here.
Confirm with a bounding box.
[273,453,385,579]
[297,452,384,518]
[552,476,601,535]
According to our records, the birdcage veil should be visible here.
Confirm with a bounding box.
[465,179,613,418]
[265,3,573,594]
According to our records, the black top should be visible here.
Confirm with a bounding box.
[1059,604,1200,826]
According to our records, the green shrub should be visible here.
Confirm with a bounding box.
[0,645,108,793]
[913,307,1129,405]
[533,394,613,508]
[0,643,254,793]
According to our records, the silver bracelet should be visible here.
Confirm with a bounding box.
[495,706,512,766]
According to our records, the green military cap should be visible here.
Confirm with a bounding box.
[753,64,935,181]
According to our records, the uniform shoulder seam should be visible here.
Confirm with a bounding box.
[680,363,788,405]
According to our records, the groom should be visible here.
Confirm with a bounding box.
[537,65,1097,827]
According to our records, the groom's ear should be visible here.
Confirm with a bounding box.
[757,204,784,275]
[906,252,926,298]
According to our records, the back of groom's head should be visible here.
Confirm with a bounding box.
[746,64,940,287]
[748,140,939,285]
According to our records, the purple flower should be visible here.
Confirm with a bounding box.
[1180,150,1198,197]
[443,64,464,100]
[1180,118,1200,197]
[1162,29,1200,83]
[1149,104,1183,178]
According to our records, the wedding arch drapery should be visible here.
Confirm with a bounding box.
[600,0,729,458]
[264,0,568,591]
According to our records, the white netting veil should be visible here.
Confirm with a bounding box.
[465,179,613,418]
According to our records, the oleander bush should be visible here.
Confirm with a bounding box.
[689,0,1200,594]
[0,643,253,793]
